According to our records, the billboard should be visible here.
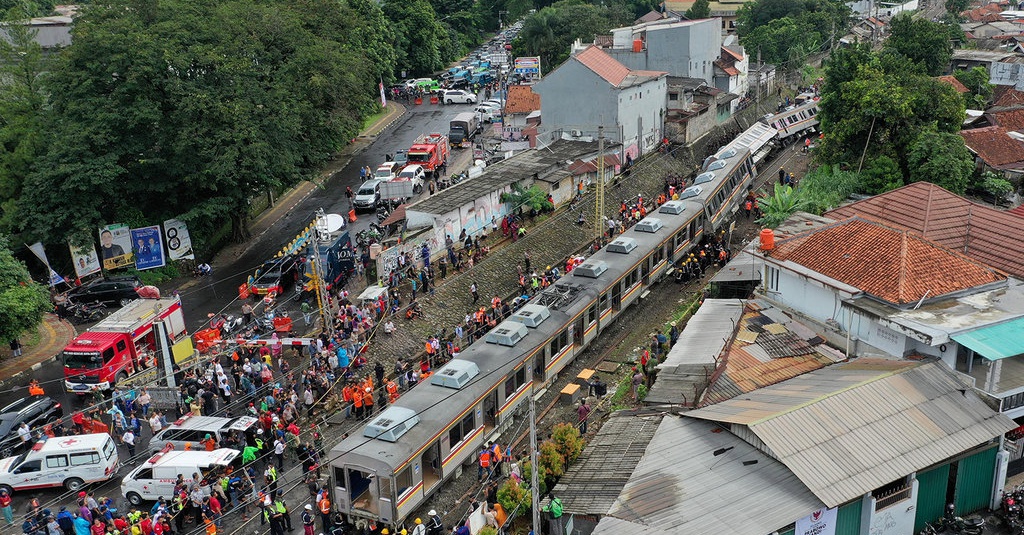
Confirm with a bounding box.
[99,224,134,270]
[163,218,195,261]
[514,56,541,75]
[130,226,166,270]
[69,242,101,278]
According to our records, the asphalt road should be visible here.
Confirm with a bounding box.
[0,98,481,424]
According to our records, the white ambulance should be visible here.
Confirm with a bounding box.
[121,447,240,505]
[0,433,119,494]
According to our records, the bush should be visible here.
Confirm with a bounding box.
[550,423,584,465]
[496,479,530,514]
[522,459,547,495]
[538,440,565,478]
[981,174,1014,203]
[479,528,498,535]
[637,384,648,401]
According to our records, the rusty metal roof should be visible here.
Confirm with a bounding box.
[687,359,1016,507]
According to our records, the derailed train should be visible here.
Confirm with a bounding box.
[327,121,777,528]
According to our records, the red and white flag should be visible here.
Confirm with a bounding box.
[379,80,387,107]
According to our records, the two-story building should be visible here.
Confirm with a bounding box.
[534,45,667,161]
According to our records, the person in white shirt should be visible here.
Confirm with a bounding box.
[273,439,286,469]
[16,423,31,451]
[149,413,163,435]
[384,320,396,335]
[121,429,137,459]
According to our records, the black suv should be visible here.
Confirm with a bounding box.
[0,397,63,458]
[250,256,300,296]
[68,275,142,308]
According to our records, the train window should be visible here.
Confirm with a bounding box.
[448,425,462,448]
[652,246,663,264]
[550,330,569,355]
[461,413,476,440]
[586,305,597,324]
[504,376,516,400]
[599,293,608,311]
[517,367,526,386]
[808,108,817,116]
[787,116,797,125]
[334,467,347,492]
[396,467,413,497]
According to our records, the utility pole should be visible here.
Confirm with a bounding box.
[595,125,605,244]
[312,210,335,338]
[530,383,540,535]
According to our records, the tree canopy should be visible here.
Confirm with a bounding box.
[736,0,850,65]
[0,235,52,343]
[17,0,396,246]
[883,14,954,76]
[512,0,644,70]
[685,0,711,19]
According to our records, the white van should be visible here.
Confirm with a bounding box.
[0,434,118,494]
[121,448,240,505]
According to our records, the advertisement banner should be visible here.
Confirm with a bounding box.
[26,242,65,286]
[163,218,195,261]
[795,507,838,535]
[99,224,134,270]
[69,242,101,278]
[130,226,166,270]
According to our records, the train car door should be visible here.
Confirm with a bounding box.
[378,477,394,523]
[612,282,622,311]
[421,441,442,493]
[346,467,379,515]
[484,391,498,432]
[574,317,584,347]
[334,466,350,514]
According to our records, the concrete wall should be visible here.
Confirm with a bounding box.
[606,19,721,84]
[617,78,668,158]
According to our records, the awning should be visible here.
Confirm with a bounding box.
[952,318,1024,360]
[380,203,407,226]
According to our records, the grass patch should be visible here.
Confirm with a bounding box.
[361,106,387,131]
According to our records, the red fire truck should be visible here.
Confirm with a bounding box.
[63,297,192,393]
[407,133,450,178]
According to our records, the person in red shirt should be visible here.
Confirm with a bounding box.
[140,513,153,535]
[90,518,105,535]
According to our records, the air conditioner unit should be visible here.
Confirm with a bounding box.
[570,130,583,137]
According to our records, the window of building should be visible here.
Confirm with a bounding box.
[552,181,559,190]
[669,93,679,101]
[765,265,780,292]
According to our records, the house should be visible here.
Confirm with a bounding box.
[715,44,748,112]
[748,61,776,97]
[0,15,72,51]
[662,0,750,31]
[664,77,737,144]
[581,360,1014,535]
[950,49,1024,87]
[600,17,723,86]
[963,2,1005,22]
[537,145,620,207]
[501,85,542,142]
[938,74,971,94]
[960,125,1024,177]
[848,0,919,15]
[961,20,1024,38]
[534,45,667,161]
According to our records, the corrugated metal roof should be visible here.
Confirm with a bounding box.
[553,412,662,515]
[953,317,1024,360]
[688,360,1016,507]
[645,299,745,405]
[597,416,825,535]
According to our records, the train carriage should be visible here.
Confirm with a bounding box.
[328,122,771,529]
[764,98,820,143]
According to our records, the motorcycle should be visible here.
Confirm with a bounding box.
[67,300,106,324]
[376,204,392,223]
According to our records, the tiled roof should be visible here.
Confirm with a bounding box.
[993,85,1024,106]
[1009,204,1024,218]
[937,75,971,93]
[723,46,744,62]
[960,125,1024,167]
[985,108,1024,132]
[504,85,541,115]
[574,45,667,88]
[825,182,1024,279]
[575,45,631,86]
[769,217,1006,305]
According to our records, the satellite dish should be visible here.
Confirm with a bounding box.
[316,213,346,238]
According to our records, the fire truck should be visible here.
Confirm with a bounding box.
[63,297,194,393]
[406,133,450,178]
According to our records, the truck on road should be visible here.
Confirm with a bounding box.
[407,133,450,178]
[449,112,479,147]
[63,297,194,393]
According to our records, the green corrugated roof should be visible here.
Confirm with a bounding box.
[952,318,1024,360]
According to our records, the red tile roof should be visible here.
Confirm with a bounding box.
[937,75,970,93]
[723,46,744,62]
[986,109,1024,132]
[769,217,1006,305]
[825,182,1024,279]
[959,125,1024,166]
[993,85,1024,106]
[575,46,631,87]
[1009,204,1024,218]
[504,85,541,115]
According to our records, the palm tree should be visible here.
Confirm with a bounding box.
[757,183,808,228]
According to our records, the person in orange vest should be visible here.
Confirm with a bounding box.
[362,387,374,417]
[478,445,492,482]
[385,379,399,403]
[490,295,501,310]
[489,441,504,474]
[342,384,354,419]
[352,387,364,420]
[424,339,435,360]
[28,380,44,397]
[317,492,332,532]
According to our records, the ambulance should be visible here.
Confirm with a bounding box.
[0,434,119,494]
[121,447,240,505]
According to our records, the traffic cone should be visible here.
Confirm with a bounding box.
[348,209,357,222]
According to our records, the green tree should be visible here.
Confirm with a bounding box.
[739,17,820,66]
[384,0,453,76]
[883,14,953,76]
[757,183,808,228]
[860,155,904,194]
[501,184,553,212]
[550,423,585,465]
[907,129,974,194]
[954,66,992,109]
[514,0,628,69]
[0,235,52,344]
[736,0,849,63]
[685,0,710,19]
[20,0,385,245]
[798,165,861,214]
[980,172,1014,204]
[539,440,565,478]
[497,478,531,513]
[0,0,54,18]
[0,8,48,235]
[945,0,969,18]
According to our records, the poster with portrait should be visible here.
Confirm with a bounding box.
[163,218,195,261]
[130,226,166,270]
[98,224,134,270]
[69,242,101,278]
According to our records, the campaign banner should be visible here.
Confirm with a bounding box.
[130,226,166,270]
[795,507,838,535]
[69,242,101,278]
[99,224,134,270]
[26,242,65,287]
[163,218,195,261]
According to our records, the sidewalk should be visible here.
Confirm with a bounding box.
[214,102,407,265]
[0,314,77,389]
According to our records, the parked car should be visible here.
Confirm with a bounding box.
[443,90,477,105]
[374,162,402,181]
[250,255,300,296]
[393,150,408,167]
[148,415,258,453]
[396,164,426,194]
[354,179,383,211]
[0,397,64,458]
[68,276,142,308]
[475,106,499,122]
